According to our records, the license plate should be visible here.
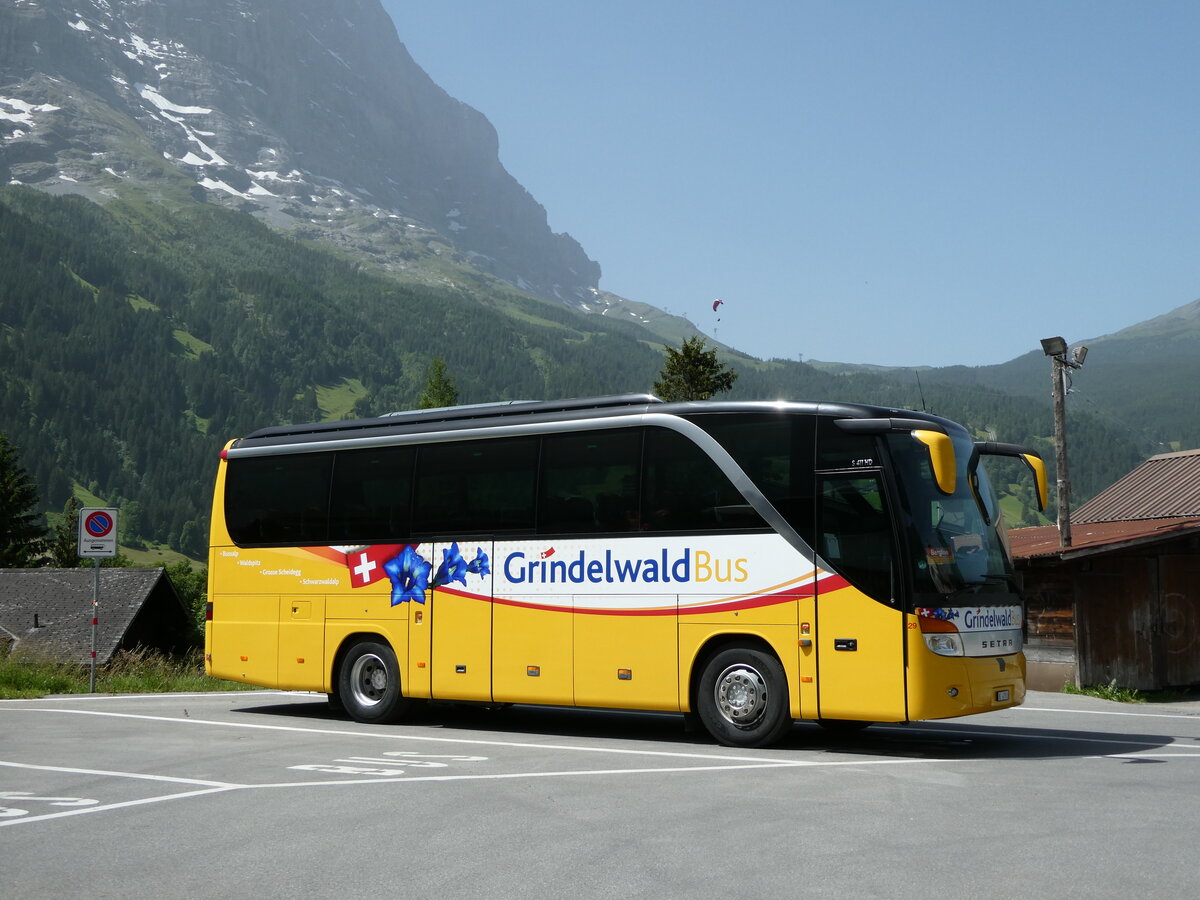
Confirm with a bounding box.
[995,689,1011,702]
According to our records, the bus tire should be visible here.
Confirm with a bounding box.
[697,647,792,748]
[338,640,411,724]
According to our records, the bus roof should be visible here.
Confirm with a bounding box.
[231,394,957,452]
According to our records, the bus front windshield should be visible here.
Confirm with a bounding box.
[888,431,1015,604]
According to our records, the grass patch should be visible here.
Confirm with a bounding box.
[1063,680,1200,703]
[64,265,100,300]
[72,481,108,507]
[173,328,214,359]
[1063,679,1145,703]
[315,377,368,420]
[120,544,203,568]
[0,647,254,699]
[183,407,211,434]
[127,293,159,312]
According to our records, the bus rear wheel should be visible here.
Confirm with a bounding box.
[338,640,411,724]
[697,647,792,748]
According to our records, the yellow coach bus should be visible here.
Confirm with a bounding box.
[205,394,1046,748]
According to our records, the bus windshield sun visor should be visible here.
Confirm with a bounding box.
[835,418,956,496]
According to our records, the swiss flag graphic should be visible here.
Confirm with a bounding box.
[342,544,409,588]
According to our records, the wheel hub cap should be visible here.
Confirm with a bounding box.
[350,654,387,706]
[715,664,767,728]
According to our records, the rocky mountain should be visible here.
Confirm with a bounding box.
[0,0,609,310]
[0,0,1178,554]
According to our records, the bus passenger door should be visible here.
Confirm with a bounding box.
[814,473,907,722]
[430,540,493,702]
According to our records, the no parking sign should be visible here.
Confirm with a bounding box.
[78,507,118,559]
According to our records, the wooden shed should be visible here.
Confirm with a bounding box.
[0,567,194,664]
[1010,449,1200,692]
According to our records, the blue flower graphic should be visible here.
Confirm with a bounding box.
[466,547,490,577]
[384,545,431,606]
[432,541,469,588]
[926,607,960,621]
[382,542,488,606]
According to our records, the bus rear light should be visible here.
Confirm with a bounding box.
[205,602,213,621]
[924,633,964,656]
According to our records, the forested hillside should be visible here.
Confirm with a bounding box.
[916,306,1200,453]
[816,298,1200,455]
[0,187,1145,552]
[0,186,666,552]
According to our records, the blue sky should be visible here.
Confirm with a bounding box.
[381,1,1199,367]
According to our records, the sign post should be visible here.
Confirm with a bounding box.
[78,508,118,693]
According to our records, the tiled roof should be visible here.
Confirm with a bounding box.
[1074,448,1200,523]
[1009,517,1200,560]
[0,568,190,664]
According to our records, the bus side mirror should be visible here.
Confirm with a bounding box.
[1020,453,1049,511]
[912,430,956,496]
[975,442,1048,511]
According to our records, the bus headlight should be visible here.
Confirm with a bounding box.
[924,633,964,656]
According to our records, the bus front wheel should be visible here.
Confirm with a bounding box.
[697,647,792,748]
[338,640,411,724]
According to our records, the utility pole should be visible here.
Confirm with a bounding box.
[1040,337,1087,549]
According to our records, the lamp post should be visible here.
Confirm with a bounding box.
[1040,336,1087,548]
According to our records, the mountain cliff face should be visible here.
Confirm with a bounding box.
[0,0,601,306]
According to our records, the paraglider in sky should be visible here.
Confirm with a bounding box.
[712,298,724,314]
[711,298,724,338]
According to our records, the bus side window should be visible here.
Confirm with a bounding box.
[414,437,538,536]
[329,445,415,542]
[641,428,765,533]
[687,412,816,546]
[225,453,333,545]
[538,430,641,535]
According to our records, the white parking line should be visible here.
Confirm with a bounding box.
[0,786,236,827]
[5,706,808,764]
[5,699,1200,830]
[0,758,236,788]
[1016,705,1200,721]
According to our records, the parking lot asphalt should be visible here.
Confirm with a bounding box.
[4,689,1200,898]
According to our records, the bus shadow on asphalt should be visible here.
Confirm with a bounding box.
[774,720,1178,761]
[230,697,1178,761]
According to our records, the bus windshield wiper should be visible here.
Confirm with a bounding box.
[942,574,1012,601]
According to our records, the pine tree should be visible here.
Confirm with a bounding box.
[418,357,460,409]
[46,496,84,567]
[652,337,738,402]
[0,433,47,567]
